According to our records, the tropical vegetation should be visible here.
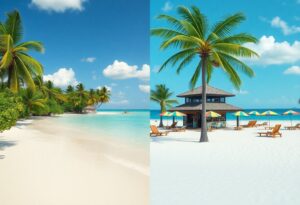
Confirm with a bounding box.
[151,84,178,127]
[151,6,258,142]
[0,10,111,132]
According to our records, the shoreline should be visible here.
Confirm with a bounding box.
[0,115,149,205]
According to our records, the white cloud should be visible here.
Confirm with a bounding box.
[97,85,112,91]
[139,85,150,93]
[283,65,300,75]
[244,35,300,65]
[30,0,86,12]
[232,89,249,95]
[162,1,173,12]
[103,60,150,81]
[81,57,96,63]
[44,68,78,87]
[271,16,300,35]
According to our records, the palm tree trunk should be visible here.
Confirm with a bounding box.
[200,57,208,142]
[159,108,164,127]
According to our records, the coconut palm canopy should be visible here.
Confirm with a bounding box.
[0,10,44,92]
[248,111,260,116]
[234,111,249,117]
[206,111,221,118]
[152,6,258,142]
[151,84,178,127]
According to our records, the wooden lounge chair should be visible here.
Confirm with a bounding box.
[171,126,186,132]
[258,124,282,138]
[242,120,257,128]
[165,121,178,129]
[285,123,300,130]
[150,125,169,136]
[256,122,268,127]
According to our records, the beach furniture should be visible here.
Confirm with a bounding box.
[171,126,186,132]
[150,125,169,136]
[285,123,300,130]
[258,124,282,138]
[165,121,178,129]
[242,120,257,128]
[256,122,267,127]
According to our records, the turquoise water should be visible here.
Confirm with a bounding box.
[56,111,149,145]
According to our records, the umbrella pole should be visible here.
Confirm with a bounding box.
[236,116,240,127]
[173,116,175,124]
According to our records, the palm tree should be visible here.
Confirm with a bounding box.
[21,88,46,115]
[87,89,97,106]
[151,6,258,142]
[66,85,74,93]
[0,10,44,92]
[151,84,178,127]
[97,87,111,107]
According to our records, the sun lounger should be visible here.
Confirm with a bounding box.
[150,125,169,136]
[165,121,178,129]
[258,124,282,138]
[256,122,268,127]
[242,120,257,128]
[285,123,300,130]
[171,126,186,132]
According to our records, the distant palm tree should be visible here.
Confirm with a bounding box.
[151,84,178,127]
[21,88,46,115]
[34,77,66,102]
[66,85,74,93]
[152,6,258,142]
[87,89,97,106]
[97,87,111,107]
[0,10,44,92]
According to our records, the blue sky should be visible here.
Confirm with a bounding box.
[151,0,300,109]
[0,0,149,109]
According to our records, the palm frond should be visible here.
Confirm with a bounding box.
[159,48,198,72]
[4,10,23,43]
[189,61,202,89]
[15,41,44,53]
[214,43,259,58]
[208,13,245,40]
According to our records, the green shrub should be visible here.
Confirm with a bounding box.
[0,89,24,132]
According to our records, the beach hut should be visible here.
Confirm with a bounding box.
[169,85,241,128]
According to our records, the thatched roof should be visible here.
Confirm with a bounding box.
[177,85,235,97]
[169,102,241,112]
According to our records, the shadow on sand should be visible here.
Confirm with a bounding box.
[0,140,17,159]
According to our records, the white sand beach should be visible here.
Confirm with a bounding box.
[151,120,300,205]
[0,116,148,205]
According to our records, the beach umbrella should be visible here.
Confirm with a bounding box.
[168,111,186,123]
[282,110,300,126]
[233,111,249,127]
[248,111,260,116]
[159,111,172,116]
[159,112,172,127]
[206,111,221,118]
[261,110,279,127]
